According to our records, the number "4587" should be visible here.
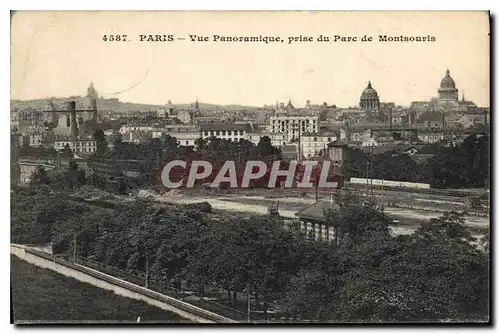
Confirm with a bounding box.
[102,35,128,42]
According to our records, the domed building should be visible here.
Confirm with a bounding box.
[438,69,459,105]
[359,81,380,110]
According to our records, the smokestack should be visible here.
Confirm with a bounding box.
[69,101,78,143]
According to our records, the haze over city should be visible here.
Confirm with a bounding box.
[11,11,489,107]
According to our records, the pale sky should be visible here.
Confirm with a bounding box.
[11,11,490,108]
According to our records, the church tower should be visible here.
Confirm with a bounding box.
[286,99,295,113]
[87,82,97,98]
[190,99,200,125]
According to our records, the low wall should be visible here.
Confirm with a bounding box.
[11,244,236,324]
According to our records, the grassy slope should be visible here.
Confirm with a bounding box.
[11,255,191,323]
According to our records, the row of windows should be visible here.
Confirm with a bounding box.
[272,119,316,123]
[55,141,96,147]
[302,140,332,145]
[302,137,333,142]
[203,130,245,136]
[272,125,316,129]
[166,129,195,133]
[63,147,96,153]
[76,147,96,153]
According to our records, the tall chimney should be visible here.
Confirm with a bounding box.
[69,101,78,143]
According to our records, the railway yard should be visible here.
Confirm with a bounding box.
[143,183,490,236]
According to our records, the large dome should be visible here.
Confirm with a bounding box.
[440,69,456,89]
[359,81,380,110]
[361,81,379,99]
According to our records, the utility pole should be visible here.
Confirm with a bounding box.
[247,284,251,323]
[297,123,302,162]
[73,235,77,263]
[381,179,385,213]
[370,145,374,202]
[145,257,149,289]
[365,161,370,202]
[315,179,319,202]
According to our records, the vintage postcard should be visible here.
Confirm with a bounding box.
[10,11,490,324]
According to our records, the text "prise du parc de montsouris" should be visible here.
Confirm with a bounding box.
[102,34,437,43]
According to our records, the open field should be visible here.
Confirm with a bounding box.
[11,255,191,323]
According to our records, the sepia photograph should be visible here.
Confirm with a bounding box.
[9,10,491,324]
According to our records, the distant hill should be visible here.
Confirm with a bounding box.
[11,97,259,112]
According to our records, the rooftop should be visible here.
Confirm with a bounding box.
[295,200,394,223]
[199,122,254,132]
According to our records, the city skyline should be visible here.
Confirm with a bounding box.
[11,11,490,107]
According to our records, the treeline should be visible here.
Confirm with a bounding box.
[91,135,339,190]
[11,187,489,322]
[18,131,489,191]
[341,133,490,189]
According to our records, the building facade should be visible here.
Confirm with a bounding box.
[300,133,337,158]
[54,138,97,154]
[164,125,200,147]
[200,122,252,142]
[246,132,287,147]
[269,115,319,143]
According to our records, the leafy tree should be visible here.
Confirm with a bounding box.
[325,190,390,245]
[430,134,489,188]
[258,136,280,157]
[61,144,74,158]
[93,129,107,157]
[29,166,51,187]
[10,185,489,323]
